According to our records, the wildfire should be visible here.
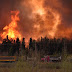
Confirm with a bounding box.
[30,0,45,16]
[1,0,71,42]
[1,11,22,40]
[25,0,61,38]
[48,8,61,38]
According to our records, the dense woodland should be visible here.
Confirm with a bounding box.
[0,35,72,56]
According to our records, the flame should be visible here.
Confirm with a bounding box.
[1,11,22,40]
[1,0,71,42]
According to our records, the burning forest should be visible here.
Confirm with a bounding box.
[0,0,72,56]
[0,0,72,43]
[0,0,72,72]
[1,11,22,40]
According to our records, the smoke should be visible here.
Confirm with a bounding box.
[57,0,72,39]
[0,0,72,42]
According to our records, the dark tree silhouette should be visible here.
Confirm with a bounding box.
[11,40,16,56]
[29,38,33,50]
[16,38,20,56]
[22,38,25,50]
[2,35,12,55]
[0,35,72,56]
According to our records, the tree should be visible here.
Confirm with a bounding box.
[22,38,25,50]
[16,38,20,56]
[29,38,33,50]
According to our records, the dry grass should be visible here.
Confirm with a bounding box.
[0,56,72,72]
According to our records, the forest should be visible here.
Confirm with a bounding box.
[0,35,72,56]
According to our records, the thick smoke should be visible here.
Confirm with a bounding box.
[57,0,72,39]
[0,0,72,42]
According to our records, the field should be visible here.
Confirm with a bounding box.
[0,55,72,72]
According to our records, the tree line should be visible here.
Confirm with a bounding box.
[0,35,72,56]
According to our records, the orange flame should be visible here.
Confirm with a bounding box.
[1,11,22,40]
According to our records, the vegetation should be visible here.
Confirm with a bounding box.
[0,35,72,56]
[0,36,72,72]
[0,55,72,72]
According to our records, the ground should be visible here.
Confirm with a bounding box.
[0,55,72,72]
[0,59,72,72]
